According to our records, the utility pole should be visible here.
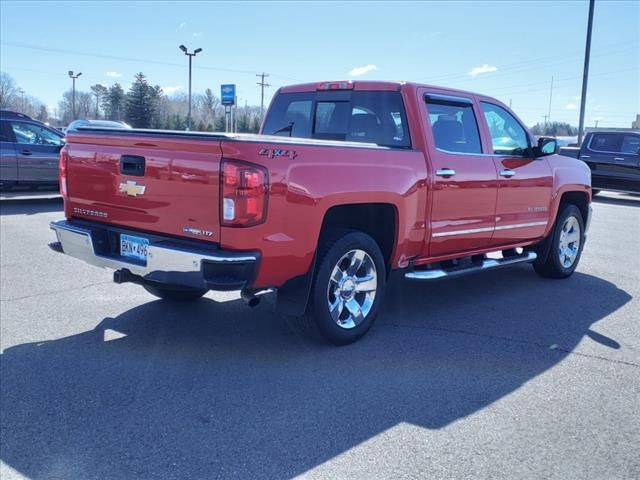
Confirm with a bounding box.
[179,45,203,130]
[594,119,599,128]
[578,0,595,145]
[547,75,554,125]
[68,71,82,119]
[256,73,270,119]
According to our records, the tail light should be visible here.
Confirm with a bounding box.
[59,145,68,197]
[317,81,354,91]
[220,160,268,227]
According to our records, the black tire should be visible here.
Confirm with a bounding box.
[533,204,585,279]
[309,230,386,345]
[143,283,207,302]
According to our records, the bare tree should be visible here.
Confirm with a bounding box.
[0,72,19,109]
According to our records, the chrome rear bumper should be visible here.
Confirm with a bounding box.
[50,219,258,290]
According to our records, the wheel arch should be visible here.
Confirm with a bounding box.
[275,202,398,317]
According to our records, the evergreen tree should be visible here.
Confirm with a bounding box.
[125,73,156,128]
[103,83,125,121]
[213,114,226,132]
[250,116,261,133]
[90,84,109,118]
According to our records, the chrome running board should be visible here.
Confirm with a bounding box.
[404,251,537,281]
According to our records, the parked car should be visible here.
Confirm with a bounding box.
[0,110,64,189]
[49,80,592,344]
[560,130,640,194]
[66,119,131,131]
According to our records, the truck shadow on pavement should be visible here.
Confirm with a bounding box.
[0,268,632,479]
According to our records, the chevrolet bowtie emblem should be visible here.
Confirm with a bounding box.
[119,180,146,197]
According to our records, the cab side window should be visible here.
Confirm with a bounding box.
[10,122,62,146]
[425,100,482,154]
[621,135,640,155]
[481,103,530,157]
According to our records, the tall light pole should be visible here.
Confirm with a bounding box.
[577,0,595,145]
[68,70,82,119]
[179,45,202,130]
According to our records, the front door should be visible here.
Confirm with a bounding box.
[479,102,553,246]
[421,92,498,258]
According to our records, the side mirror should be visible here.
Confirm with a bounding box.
[535,136,558,157]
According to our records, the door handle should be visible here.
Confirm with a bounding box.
[435,168,456,177]
[20,150,33,156]
[614,157,625,162]
[500,169,516,178]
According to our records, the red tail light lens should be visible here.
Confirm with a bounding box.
[59,145,68,197]
[220,160,268,227]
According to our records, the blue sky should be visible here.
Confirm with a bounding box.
[1,0,638,127]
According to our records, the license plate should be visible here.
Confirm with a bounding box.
[120,234,149,262]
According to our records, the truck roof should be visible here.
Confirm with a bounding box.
[279,80,489,100]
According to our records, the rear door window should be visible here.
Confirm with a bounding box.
[262,91,411,148]
[425,100,482,154]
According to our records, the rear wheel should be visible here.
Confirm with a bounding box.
[533,204,585,279]
[309,231,386,345]
[143,284,207,302]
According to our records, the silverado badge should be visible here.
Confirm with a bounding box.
[119,180,146,197]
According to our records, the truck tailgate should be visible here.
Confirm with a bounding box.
[64,132,222,242]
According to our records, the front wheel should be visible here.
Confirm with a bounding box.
[309,231,386,345]
[143,283,207,302]
[533,204,585,279]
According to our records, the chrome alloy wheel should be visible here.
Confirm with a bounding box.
[558,215,581,268]
[327,249,378,329]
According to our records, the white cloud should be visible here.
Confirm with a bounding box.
[162,85,183,95]
[349,64,377,76]
[468,64,498,76]
[106,71,122,78]
[179,22,187,28]
[565,103,578,110]
[192,32,203,37]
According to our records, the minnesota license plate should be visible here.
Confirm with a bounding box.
[120,234,149,262]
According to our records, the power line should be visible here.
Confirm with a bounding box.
[0,41,301,81]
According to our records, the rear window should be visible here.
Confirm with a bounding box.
[262,91,411,148]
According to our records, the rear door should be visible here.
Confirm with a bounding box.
[479,102,553,246]
[583,132,640,191]
[0,120,18,184]
[10,121,62,183]
[420,91,498,257]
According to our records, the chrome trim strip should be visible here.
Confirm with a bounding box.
[432,221,547,238]
[494,221,548,231]
[432,226,494,238]
[49,220,257,278]
[405,251,538,281]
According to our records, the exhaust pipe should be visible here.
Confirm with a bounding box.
[241,288,261,308]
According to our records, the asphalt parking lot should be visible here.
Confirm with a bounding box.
[1,193,639,480]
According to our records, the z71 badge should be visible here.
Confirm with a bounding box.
[258,148,298,160]
[183,227,214,237]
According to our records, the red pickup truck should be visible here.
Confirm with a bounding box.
[50,81,592,344]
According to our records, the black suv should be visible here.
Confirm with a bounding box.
[0,111,64,189]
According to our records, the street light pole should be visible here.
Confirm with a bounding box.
[179,45,202,130]
[577,0,595,145]
[68,71,82,119]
